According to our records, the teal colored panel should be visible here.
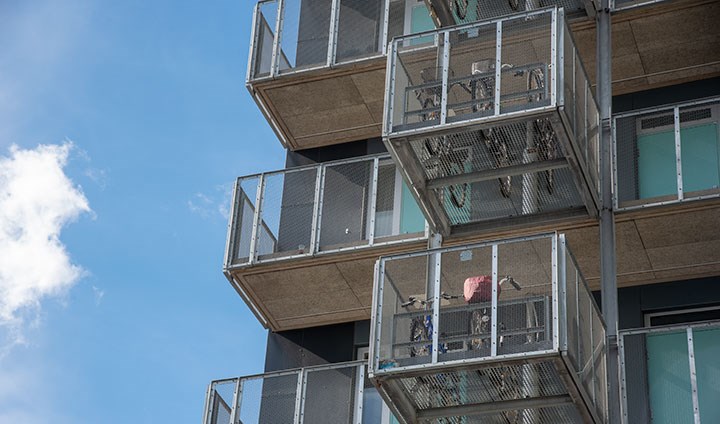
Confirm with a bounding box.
[646,332,694,424]
[400,182,425,234]
[451,0,479,24]
[637,130,678,199]
[410,5,434,45]
[411,5,434,33]
[391,415,400,424]
[681,123,720,194]
[693,328,720,421]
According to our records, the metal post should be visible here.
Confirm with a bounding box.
[229,378,242,424]
[674,106,684,201]
[248,174,266,265]
[687,328,701,424]
[381,0,390,55]
[327,0,340,66]
[313,166,327,253]
[309,167,324,255]
[440,32,450,125]
[429,233,442,364]
[494,21,502,116]
[223,178,240,268]
[491,244,498,357]
[270,0,285,77]
[294,370,306,424]
[202,382,215,424]
[353,365,366,424]
[368,158,380,245]
[597,0,621,420]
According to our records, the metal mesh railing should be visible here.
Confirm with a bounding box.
[613,97,720,210]
[386,8,559,136]
[619,321,720,424]
[563,238,607,423]
[248,0,390,81]
[225,155,427,267]
[561,20,600,199]
[203,362,366,424]
[371,233,607,422]
[373,233,559,372]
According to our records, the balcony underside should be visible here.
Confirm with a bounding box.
[250,60,387,151]
[375,355,598,424]
[227,240,426,331]
[569,0,720,95]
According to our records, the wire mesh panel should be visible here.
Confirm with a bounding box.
[335,0,385,63]
[232,176,261,265]
[278,0,334,74]
[449,0,588,24]
[258,168,318,260]
[303,366,358,424]
[614,98,720,210]
[318,160,373,251]
[206,380,236,424]
[238,373,300,424]
[251,1,280,79]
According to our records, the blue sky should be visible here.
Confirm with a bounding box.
[0,1,283,422]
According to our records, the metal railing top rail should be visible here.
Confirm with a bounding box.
[232,152,391,181]
[612,95,720,119]
[618,319,720,337]
[207,360,366,385]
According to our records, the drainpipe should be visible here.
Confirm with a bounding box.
[597,0,621,422]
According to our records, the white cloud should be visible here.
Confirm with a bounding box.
[0,142,91,349]
[188,183,234,220]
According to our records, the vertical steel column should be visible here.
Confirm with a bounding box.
[223,178,240,268]
[381,0,390,55]
[270,0,285,77]
[550,9,558,107]
[598,0,620,420]
[353,365,366,424]
[313,166,327,253]
[368,158,380,245]
[429,233,442,364]
[687,328,701,424]
[229,378,242,424]
[440,32,450,125]
[491,244,498,357]
[309,166,324,255]
[552,235,561,351]
[494,21,502,117]
[327,0,340,66]
[294,370,306,424]
[202,382,215,424]
[248,174,266,265]
[674,106,684,201]
[247,4,261,82]
[383,41,397,135]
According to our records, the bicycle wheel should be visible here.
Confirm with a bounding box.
[508,0,520,11]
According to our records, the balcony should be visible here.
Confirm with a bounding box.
[203,361,373,424]
[613,96,720,212]
[224,154,428,331]
[619,321,720,423]
[247,0,411,150]
[369,233,607,423]
[383,8,600,236]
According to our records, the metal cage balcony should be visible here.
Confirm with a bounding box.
[613,96,720,212]
[369,233,607,423]
[225,154,428,269]
[383,8,599,236]
[203,362,370,424]
[619,321,720,424]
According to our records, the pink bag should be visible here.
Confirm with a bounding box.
[464,275,499,303]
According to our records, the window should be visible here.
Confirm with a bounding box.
[636,104,720,200]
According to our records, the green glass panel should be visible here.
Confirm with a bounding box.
[694,328,720,421]
[400,182,425,234]
[646,331,694,424]
[637,130,677,199]
[680,123,720,194]
[410,4,434,45]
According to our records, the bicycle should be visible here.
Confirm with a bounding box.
[451,0,468,19]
